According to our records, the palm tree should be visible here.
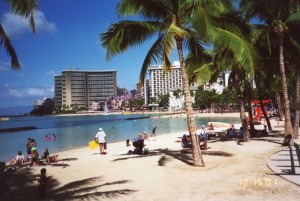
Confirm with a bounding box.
[293,70,300,139]
[0,0,38,69]
[101,0,256,166]
[240,0,300,136]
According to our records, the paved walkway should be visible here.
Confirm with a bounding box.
[267,143,300,186]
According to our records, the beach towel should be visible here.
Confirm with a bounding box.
[89,140,99,150]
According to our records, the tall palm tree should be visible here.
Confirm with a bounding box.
[0,0,38,69]
[240,0,300,136]
[293,70,300,139]
[101,0,256,166]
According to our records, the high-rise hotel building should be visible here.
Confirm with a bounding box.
[54,70,117,109]
[148,61,183,98]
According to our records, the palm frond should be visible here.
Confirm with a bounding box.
[193,62,213,85]
[183,30,207,63]
[0,24,20,69]
[239,0,274,23]
[100,20,161,60]
[162,23,186,71]
[286,11,300,24]
[139,34,165,83]
[8,0,38,32]
[211,26,258,73]
[117,0,169,20]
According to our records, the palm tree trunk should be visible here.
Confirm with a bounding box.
[278,40,293,136]
[276,92,284,120]
[246,82,255,134]
[241,100,250,141]
[255,74,273,132]
[259,99,272,132]
[234,72,250,141]
[293,70,300,139]
[176,38,204,166]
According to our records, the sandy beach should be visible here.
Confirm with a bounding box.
[4,113,300,201]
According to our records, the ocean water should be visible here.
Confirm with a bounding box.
[0,105,33,116]
[0,113,239,162]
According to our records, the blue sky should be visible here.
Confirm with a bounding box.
[0,0,162,108]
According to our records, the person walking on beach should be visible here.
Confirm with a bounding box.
[151,126,157,137]
[94,128,107,155]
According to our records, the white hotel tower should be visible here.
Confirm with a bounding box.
[148,61,183,99]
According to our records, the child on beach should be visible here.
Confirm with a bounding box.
[38,168,47,198]
[10,151,26,166]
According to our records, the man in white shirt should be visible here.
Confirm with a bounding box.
[95,128,107,154]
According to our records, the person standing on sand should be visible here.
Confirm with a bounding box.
[95,128,107,155]
[38,168,47,198]
[26,138,32,155]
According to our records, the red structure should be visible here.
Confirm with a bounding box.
[251,100,273,123]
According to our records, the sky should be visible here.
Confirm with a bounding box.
[0,0,163,108]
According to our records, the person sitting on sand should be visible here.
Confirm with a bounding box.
[237,127,244,145]
[199,125,208,150]
[181,134,192,148]
[10,151,26,166]
[199,125,208,142]
[227,125,235,137]
[41,148,57,164]
[208,123,214,130]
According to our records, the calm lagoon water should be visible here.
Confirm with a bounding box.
[0,113,239,162]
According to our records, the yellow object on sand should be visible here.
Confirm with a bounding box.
[89,140,99,150]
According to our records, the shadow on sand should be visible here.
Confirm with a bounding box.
[6,158,136,201]
[7,170,136,201]
[113,148,233,166]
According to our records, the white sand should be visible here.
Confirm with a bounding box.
[6,113,300,201]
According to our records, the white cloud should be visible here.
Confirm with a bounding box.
[4,85,54,98]
[46,70,56,76]
[1,11,57,37]
[34,11,57,33]
[0,61,10,71]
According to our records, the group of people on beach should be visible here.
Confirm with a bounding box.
[3,136,52,199]
[181,123,251,149]
[94,126,157,155]
[9,137,57,167]
[123,127,158,155]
